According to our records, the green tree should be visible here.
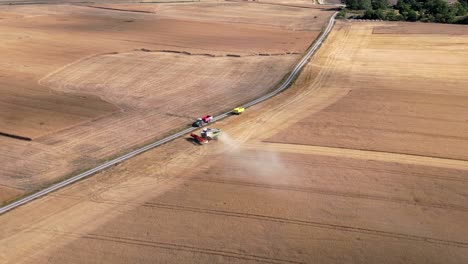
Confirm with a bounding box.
[343,0,372,10]
[385,10,402,20]
[453,2,467,16]
[424,0,456,23]
[337,9,347,19]
[360,0,372,10]
[424,0,448,15]
[407,9,419,21]
[406,0,422,11]
[375,8,386,19]
[372,0,388,10]
[343,0,359,9]
[396,1,412,14]
[363,8,376,18]
[457,15,468,24]
[460,0,468,9]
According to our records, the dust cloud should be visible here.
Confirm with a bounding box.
[217,132,241,153]
[218,132,292,185]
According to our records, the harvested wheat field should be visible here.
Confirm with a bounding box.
[1,21,467,263]
[0,1,335,203]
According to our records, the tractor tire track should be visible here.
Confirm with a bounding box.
[188,178,468,212]
[34,229,304,264]
[137,202,468,248]
[79,197,468,248]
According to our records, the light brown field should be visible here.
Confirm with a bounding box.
[1,21,468,263]
[87,1,334,30]
[373,23,468,34]
[269,22,468,160]
[0,1,334,203]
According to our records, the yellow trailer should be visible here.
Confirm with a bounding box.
[232,107,245,115]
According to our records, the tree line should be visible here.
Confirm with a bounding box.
[339,0,468,23]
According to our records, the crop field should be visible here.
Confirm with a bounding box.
[268,23,468,160]
[0,1,335,203]
[1,21,467,263]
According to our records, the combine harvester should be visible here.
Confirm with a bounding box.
[190,108,243,144]
[190,128,221,144]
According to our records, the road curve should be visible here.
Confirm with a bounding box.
[0,13,337,215]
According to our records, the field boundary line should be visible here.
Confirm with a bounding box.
[248,142,468,170]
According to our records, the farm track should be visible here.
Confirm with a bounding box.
[0,12,338,215]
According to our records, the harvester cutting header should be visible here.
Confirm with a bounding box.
[190,128,222,144]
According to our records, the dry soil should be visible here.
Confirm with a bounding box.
[0,1,334,203]
[1,21,467,263]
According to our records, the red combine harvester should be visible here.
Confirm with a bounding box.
[190,133,208,144]
[190,128,221,144]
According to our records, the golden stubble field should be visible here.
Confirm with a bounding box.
[1,21,467,263]
[0,1,335,203]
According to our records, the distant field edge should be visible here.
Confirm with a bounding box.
[0,12,338,215]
